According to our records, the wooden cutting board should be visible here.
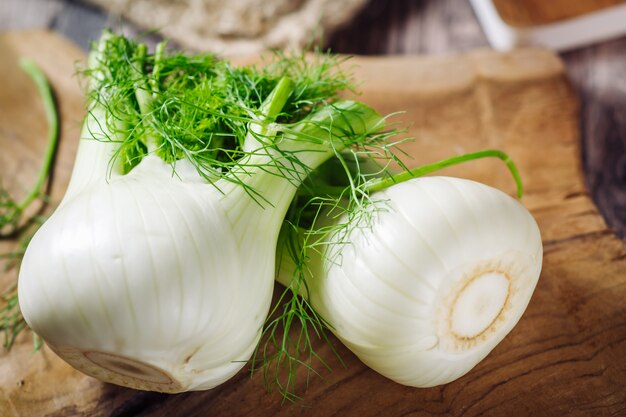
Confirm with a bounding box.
[1,30,625,417]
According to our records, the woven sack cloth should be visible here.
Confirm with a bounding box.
[85,0,368,55]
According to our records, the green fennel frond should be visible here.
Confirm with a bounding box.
[364,149,524,198]
[0,59,58,237]
[1,217,45,350]
[1,59,57,350]
[254,128,407,400]
[84,31,356,187]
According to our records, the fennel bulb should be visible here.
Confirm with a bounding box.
[278,175,542,387]
[17,32,387,392]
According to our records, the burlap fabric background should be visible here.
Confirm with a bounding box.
[84,0,368,55]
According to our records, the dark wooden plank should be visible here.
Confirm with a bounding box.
[326,0,488,55]
[562,37,626,238]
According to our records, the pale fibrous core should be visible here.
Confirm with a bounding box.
[449,271,510,340]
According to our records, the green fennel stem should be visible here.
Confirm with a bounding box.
[148,41,166,95]
[236,95,385,403]
[294,150,523,200]
[261,77,294,120]
[132,44,154,116]
[15,59,59,216]
[132,43,159,154]
[366,149,524,198]
[1,59,58,350]
[241,77,295,154]
[66,32,132,192]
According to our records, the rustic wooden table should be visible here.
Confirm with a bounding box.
[1,1,625,416]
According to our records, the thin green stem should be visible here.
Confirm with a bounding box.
[333,150,365,206]
[365,149,524,198]
[132,44,157,154]
[1,60,56,349]
[17,59,59,211]
[241,76,295,154]
[260,76,294,121]
[149,41,166,95]
[132,44,153,116]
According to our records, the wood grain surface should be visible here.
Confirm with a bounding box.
[1,30,626,417]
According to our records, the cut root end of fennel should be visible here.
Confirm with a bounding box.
[51,346,183,393]
[435,256,537,353]
[450,270,511,341]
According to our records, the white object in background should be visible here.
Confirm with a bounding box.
[470,0,626,51]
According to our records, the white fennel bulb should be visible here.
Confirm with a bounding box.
[17,32,386,393]
[278,176,542,387]
[19,155,272,392]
